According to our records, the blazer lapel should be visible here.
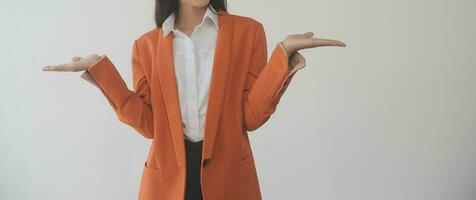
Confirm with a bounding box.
[203,11,233,161]
[155,10,233,167]
[156,30,186,167]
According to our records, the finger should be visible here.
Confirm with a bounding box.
[302,32,314,38]
[295,38,346,50]
[312,38,346,47]
[72,57,82,62]
[293,32,313,39]
[42,63,76,72]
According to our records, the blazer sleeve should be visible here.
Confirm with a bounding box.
[79,40,154,139]
[243,23,306,131]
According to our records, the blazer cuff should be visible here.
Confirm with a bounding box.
[79,56,128,111]
[278,41,306,73]
[268,42,306,99]
[80,70,99,87]
[80,55,106,88]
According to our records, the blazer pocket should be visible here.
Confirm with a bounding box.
[225,152,261,200]
[139,161,163,200]
[230,152,253,167]
[143,161,161,175]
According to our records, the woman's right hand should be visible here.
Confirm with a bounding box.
[42,54,104,72]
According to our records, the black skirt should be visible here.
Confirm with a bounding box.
[184,139,204,200]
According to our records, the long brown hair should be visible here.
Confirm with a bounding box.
[155,0,227,28]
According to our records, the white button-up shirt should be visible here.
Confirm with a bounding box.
[162,7,219,142]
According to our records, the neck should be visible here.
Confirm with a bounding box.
[175,5,207,35]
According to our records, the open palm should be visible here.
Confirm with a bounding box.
[42,54,103,72]
[281,32,346,55]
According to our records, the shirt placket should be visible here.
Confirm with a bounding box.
[185,37,200,141]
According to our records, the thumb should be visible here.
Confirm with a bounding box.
[72,57,82,62]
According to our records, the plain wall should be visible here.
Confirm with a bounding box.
[1,0,475,199]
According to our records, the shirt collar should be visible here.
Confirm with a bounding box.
[162,6,219,38]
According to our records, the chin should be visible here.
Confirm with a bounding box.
[184,0,210,8]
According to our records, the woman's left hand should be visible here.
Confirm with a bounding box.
[280,32,346,55]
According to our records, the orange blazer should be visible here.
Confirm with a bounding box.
[80,10,305,200]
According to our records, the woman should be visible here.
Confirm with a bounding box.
[43,0,345,199]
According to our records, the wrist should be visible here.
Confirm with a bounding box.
[278,42,298,71]
[279,41,291,57]
[88,55,105,70]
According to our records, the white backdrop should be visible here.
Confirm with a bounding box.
[1,0,476,199]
